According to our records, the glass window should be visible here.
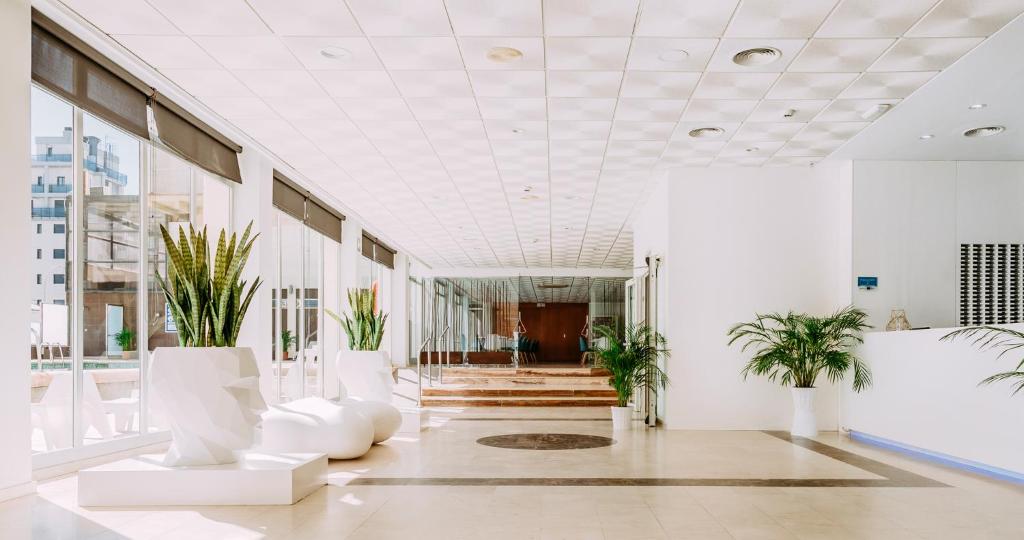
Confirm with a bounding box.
[53,274,65,285]
[36,224,42,234]
[52,249,65,259]
[30,86,74,453]
[54,224,65,234]
[81,112,141,446]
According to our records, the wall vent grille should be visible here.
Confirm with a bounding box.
[959,244,1024,326]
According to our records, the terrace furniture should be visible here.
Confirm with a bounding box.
[261,397,373,459]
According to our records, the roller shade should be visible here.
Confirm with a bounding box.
[151,93,242,183]
[361,233,396,269]
[31,9,151,140]
[272,171,344,243]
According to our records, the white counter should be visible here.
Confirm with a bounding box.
[841,326,1024,478]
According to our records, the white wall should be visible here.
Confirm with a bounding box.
[635,164,852,430]
[852,161,1024,329]
[842,327,1024,474]
[0,0,35,501]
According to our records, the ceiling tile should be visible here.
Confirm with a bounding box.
[627,38,718,71]
[704,38,808,72]
[407,98,482,120]
[247,0,362,36]
[112,36,219,70]
[162,69,254,97]
[720,140,784,157]
[311,71,399,97]
[815,98,902,122]
[62,0,180,35]
[445,0,543,36]
[264,97,347,120]
[146,0,270,35]
[542,0,641,36]
[546,37,632,70]
[476,98,547,120]
[193,36,300,70]
[281,37,383,70]
[746,99,830,122]
[485,120,549,140]
[732,122,805,141]
[869,37,984,71]
[635,0,739,37]
[346,0,452,36]
[548,98,617,120]
[371,37,465,70]
[788,38,895,72]
[547,71,624,98]
[816,0,938,38]
[907,0,1024,38]
[391,70,474,97]
[614,99,687,121]
[619,71,701,98]
[609,121,676,140]
[197,96,276,118]
[336,98,415,120]
[459,37,545,70]
[693,72,779,99]
[725,0,840,38]
[792,121,870,141]
[469,71,547,97]
[680,99,758,122]
[549,121,613,140]
[838,71,938,99]
[765,72,859,99]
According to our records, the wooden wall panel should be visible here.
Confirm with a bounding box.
[519,302,589,363]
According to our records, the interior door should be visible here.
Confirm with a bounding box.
[105,304,123,356]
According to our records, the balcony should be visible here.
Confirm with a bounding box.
[48,184,72,193]
[31,185,44,193]
[31,207,67,218]
[32,153,72,163]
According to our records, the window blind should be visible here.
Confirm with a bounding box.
[361,233,396,269]
[151,93,242,183]
[272,171,344,243]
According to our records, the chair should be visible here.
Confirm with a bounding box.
[39,303,68,367]
[334,351,401,444]
[261,397,374,459]
[32,371,139,450]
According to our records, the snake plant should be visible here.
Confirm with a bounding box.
[155,222,261,347]
[327,286,388,351]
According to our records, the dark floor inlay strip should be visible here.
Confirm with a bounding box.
[447,417,611,421]
[761,431,947,487]
[343,477,927,487]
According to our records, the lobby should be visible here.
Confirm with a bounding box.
[1,1,1024,539]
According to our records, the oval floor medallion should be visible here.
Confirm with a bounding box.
[476,433,615,450]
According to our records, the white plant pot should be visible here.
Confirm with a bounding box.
[150,347,267,466]
[790,387,817,438]
[610,405,633,431]
[335,350,393,402]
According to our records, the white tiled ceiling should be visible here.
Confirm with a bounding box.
[60,0,1024,271]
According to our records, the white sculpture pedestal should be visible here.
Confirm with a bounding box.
[398,406,427,433]
[78,451,326,506]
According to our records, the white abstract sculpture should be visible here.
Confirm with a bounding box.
[261,397,374,459]
[150,347,267,466]
[335,350,401,443]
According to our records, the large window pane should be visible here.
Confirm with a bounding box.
[30,87,74,453]
[81,113,141,446]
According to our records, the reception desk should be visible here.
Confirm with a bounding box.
[842,326,1024,480]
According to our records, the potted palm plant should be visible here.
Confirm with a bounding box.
[280,329,295,360]
[327,285,392,401]
[941,326,1024,395]
[114,328,135,359]
[727,306,872,437]
[592,324,669,431]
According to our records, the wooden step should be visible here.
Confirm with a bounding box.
[421,396,618,407]
[422,387,617,398]
[442,367,609,377]
[440,376,611,386]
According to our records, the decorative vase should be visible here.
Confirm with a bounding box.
[610,405,633,431]
[885,309,911,331]
[790,387,817,438]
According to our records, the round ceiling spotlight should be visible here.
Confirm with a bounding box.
[658,49,690,62]
[919,134,934,140]
[967,103,987,110]
[511,128,524,134]
[486,46,524,63]
[963,125,1005,138]
[688,127,725,139]
[732,47,782,67]
[745,147,759,153]
[319,46,352,60]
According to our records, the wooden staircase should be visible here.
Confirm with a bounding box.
[421,366,617,407]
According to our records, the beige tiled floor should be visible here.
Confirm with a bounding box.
[4,407,1023,539]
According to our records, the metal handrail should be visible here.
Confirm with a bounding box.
[436,325,451,384]
[416,336,432,407]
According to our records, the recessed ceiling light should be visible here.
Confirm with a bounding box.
[919,134,934,140]
[732,47,782,67]
[511,128,524,134]
[486,46,524,63]
[522,185,533,192]
[688,127,725,139]
[745,147,759,153]
[963,125,1005,138]
[658,49,690,62]
[968,103,987,110]
[860,103,893,121]
[319,46,351,60]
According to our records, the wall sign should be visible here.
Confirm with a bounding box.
[165,303,177,333]
[857,276,878,290]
